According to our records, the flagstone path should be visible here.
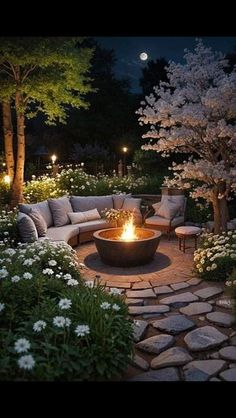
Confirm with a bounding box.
[76,236,236,381]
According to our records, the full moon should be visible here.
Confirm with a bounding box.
[139,52,148,61]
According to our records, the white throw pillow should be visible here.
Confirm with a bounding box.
[152,202,162,214]
[122,198,141,211]
[68,209,101,225]
[156,199,182,220]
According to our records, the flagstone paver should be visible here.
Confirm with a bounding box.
[183,360,226,378]
[152,315,195,335]
[159,292,199,306]
[132,281,152,289]
[136,334,175,355]
[184,326,228,351]
[206,312,235,328]
[219,346,236,361]
[170,282,190,291]
[194,287,223,300]
[180,302,212,316]
[133,319,149,343]
[129,305,170,316]
[130,354,149,371]
[154,285,173,295]
[187,278,202,286]
[126,289,156,299]
[125,298,144,306]
[219,368,236,381]
[151,347,192,369]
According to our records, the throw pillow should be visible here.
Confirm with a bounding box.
[48,197,73,227]
[68,209,101,225]
[19,200,53,227]
[156,199,182,220]
[28,208,47,237]
[70,195,113,214]
[17,212,38,243]
[112,193,132,210]
[122,197,141,211]
[152,202,162,214]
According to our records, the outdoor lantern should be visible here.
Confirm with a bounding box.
[51,154,57,165]
[4,175,11,185]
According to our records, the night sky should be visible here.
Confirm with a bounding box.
[96,37,236,93]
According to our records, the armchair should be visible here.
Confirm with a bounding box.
[144,195,187,239]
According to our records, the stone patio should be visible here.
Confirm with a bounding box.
[76,235,236,381]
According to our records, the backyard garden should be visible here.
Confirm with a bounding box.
[0,37,236,382]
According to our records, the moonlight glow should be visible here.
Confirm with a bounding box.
[139,52,148,61]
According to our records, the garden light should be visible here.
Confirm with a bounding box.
[51,154,57,165]
[4,175,11,185]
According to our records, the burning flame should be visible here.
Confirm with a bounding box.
[120,217,138,241]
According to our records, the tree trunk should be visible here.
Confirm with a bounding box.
[2,101,14,179]
[10,93,25,208]
[212,188,221,234]
[219,197,229,232]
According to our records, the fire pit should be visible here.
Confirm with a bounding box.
[93,218,161,267]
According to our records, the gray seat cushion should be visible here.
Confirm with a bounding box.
[46,224,80,243]
[70,195,113,214]
[17,212,38,242]
[19,200,53,227]
[48,196,73,227]
[145,215,184,227]
[77,219,110,233]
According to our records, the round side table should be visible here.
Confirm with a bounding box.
[175,226,202,253]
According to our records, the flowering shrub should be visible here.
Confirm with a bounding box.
[0,210,19,247]
[101,208,133,226]
[194,231,236,281]
[0,240,133,380]
[0,173,11,206]
[24,168,162,203]
[24,175,62,203]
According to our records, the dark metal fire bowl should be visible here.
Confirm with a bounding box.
[93,228,162,267]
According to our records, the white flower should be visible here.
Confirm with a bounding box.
[48,260,57,266]
[67,279,78,286]
[18,354,35,370]
[100,302,111,310]
[109,288,122,295]
[33,320,47,332]
[43,268,54,275]
[84,280,94,288]
[65,318,71,327]
[14,338,31,353]
[211,263,217,270]
[112,304,120,311]
[199,268,203,273]
[53,316,66,328]
[23,272,33,280]
[75,324,90,337]
[58,298,72,310]
[23,258,35,266]
[63,273,72,280]
[11,275,21,283]
[0,302,5,313]
[0,268,8,278]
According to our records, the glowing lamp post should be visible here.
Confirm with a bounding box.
[51,154,58,177]
[51,154,57,165]
[122,147,128,176]
[4,175,11,185]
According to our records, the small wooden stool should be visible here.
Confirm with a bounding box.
[175,226,201,253]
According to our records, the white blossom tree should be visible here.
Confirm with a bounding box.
[137,39,236,233]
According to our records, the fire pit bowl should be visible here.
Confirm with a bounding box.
[93,228,161,267]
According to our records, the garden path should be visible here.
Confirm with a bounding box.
[76,236,236,381]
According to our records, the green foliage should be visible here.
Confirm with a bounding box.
[193,231,236,281]
[0,37,94,124]
[185,197,212,224]
[0,240,133,381]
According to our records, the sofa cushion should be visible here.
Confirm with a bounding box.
[17,212,38,243]
[160,195,185,216]
[68,209,101,225]
[28,208,47,237]
[145,215,184,227]
[46,224,80,243]
[77,219,110,233]
[152,201,162,214]
[70,195,113,214]
[156,199,182,220]
[19,200,53,227]
[48,197,73,227]
[122,197,141,211]
[112,193,132,210]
